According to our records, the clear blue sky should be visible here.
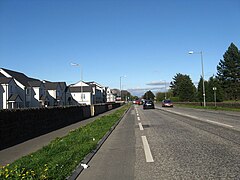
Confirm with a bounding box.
[1,0,239,96]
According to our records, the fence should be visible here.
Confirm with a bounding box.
[0,103,121,150]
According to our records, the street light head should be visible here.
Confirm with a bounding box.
[188,51,194,54]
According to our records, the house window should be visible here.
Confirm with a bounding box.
[57,91,60,97]
[26,88,30,95]
[81,94,85,99]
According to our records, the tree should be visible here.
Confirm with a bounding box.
[170,73,196,101]
[156,92,165,101]
[156,90,173,101]
[143,90,155,100]
[121,90,131,101]
[217,43,240,100]
[206,76,224,102]
[170,73,186,97]
[197,76,208,102]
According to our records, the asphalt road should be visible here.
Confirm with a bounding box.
[77,105,240,180]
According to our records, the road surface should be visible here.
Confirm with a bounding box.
[77,105,240,179]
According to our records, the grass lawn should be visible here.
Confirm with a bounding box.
[0,104,130,180]
[175,104,240,112]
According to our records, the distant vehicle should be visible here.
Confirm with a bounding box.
[135,99,143,105]
[143,100,155,109]
[162,100,173,107]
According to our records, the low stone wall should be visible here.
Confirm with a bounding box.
[0,103,121,150]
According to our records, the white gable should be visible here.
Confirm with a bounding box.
[71,81,89,87]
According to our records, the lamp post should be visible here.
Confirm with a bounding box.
[71,63,83,104]
[120,75,126,101]
[189,51,206,107]
[164,80,167,99]
[213,87,217,107]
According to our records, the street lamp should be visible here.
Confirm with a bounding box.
[71,63,83,104]
[213,87,217,107]
[189,51,206,107]
[120,75,126,101]
[164,80,167,99]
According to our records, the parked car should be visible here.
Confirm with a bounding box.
[143,100,155,109]
[162,100,173,107]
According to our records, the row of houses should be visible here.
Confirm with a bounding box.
[0,68,117,109]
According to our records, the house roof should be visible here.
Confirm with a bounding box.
[44,82,59,90]
[86,81,104,88]
[0,73,6,78]
[1,68,31,87]
[0,77,13,84]
[28,79,43,87]
[40,95,49,101]
[69,86,93,93]
[59,82,67,91]
[8,94,23,102]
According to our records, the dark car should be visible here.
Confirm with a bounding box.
[143,100,155,109]
[162,99,173,107]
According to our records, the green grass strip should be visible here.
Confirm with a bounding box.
[0,104,130,180]
[175,104,240,112]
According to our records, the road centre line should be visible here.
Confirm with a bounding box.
[137,117,141,121]
[138,123,144,130]
[141,136,154,163]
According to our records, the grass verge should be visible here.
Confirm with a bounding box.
[0,104,130,180]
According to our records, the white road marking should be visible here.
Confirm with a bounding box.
[139,123,144,130]
[137,117,141,121]
[162,109,234,128]
[204,119,234,128]
[141,136,154,163]
[137,113,139,116]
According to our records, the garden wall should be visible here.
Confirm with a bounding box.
[0,103,121,150]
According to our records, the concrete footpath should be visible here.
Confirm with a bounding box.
[0,107,122,166]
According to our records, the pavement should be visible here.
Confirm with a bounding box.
[76,106,135,180]
[0,107,122,166]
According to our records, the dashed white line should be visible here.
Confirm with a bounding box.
[138,123,144,130]
[137,117,141,121]
[141,136,154,163]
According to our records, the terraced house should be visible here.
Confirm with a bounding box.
[0,68,74,109]
[0,68,116,109]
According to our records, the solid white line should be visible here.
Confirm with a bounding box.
[141,136,154,163]
[137,117,141,121]
[204,119,234,128]
[139,123,144,130]
[162,109,234,128]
